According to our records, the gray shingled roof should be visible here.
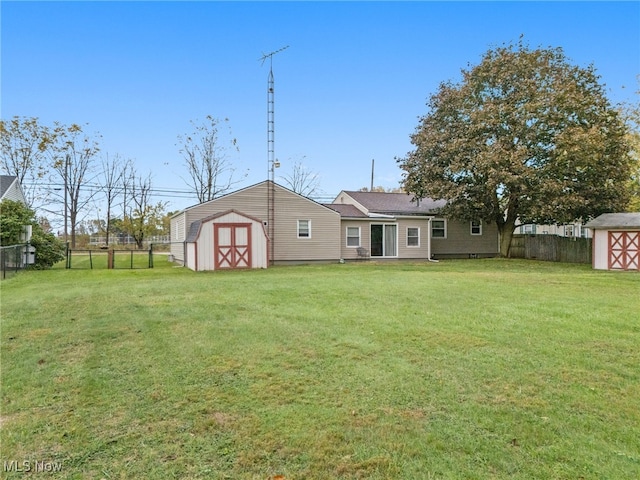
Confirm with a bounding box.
[322,203,368,218]
[185,220,202,243]
[339,191,445,216]
[585,213,640,229]
[0,175,17,198]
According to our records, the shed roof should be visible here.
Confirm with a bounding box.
[186,209,268,243]
[585,213,640,229]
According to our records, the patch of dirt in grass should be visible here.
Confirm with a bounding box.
[0,413,17,427]
[24,328,52,339]
[335,454,394,478]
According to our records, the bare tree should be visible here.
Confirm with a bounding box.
[50,123,101,247]
[0,116,53,209]
[177,116,246,203]
[100,153,131,246]
[280,159,322,197]
[124,171,167,249]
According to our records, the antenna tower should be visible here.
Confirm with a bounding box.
[259,45,289,265]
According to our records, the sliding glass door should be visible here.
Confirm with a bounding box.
[370,224,397,257]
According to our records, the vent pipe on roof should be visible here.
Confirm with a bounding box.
[370,159,374,191]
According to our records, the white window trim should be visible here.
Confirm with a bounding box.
[346,226,361,247]
[470,220,482,236]
[297,219,311,239]
[407,227,420,247]
[431,219,447,239]
[371,223,399,258]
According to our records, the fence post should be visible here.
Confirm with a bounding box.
[108,249,114,269]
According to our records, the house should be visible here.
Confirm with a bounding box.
[585,213,640,271]
[170,181,500,270]
[170,181,341,270]
[0,175,27,204]
[327,191,500,260]
[515,221,592,238]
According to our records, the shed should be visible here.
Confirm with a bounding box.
[585,213,640,271]
[185,209,269,271]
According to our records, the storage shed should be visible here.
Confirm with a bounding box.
[585,213,640,271]
[184,209,269,271]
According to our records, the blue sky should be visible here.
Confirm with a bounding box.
[2,1,639,212]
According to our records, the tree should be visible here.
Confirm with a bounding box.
[280,159,321,197]
[398,40,632,256]
[49,123,101,248]
[123,172,167,249]
[0,116,52,209]
[620,81,640,211]
[359,186,405,193]
[0,199,65,268]
[99,153,130,246]
[177,116,246,203]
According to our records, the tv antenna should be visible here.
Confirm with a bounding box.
[259,45,289,181]
[259,45,289,265]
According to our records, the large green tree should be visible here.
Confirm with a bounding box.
[398,40,632,256]
[620,82,640,211]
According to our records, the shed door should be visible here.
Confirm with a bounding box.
[608,231,640,270]
[214,223,252,269]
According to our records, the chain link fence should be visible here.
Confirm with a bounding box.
[1,244,28,279]
[65,245,155,269]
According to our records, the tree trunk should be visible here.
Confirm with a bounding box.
[498,222,516,257]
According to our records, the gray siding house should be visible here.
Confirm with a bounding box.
[170,182,499,270]
[327,191,500,260]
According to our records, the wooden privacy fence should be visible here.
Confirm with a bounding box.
[510,234,592,264]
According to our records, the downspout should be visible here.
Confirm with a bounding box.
[427,217,439,263]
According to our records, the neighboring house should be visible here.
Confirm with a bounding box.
[0,175,27,204]
[515,221,592,238]
[170,181,500,270]
[327,191,500,260]
[585,213,640,271]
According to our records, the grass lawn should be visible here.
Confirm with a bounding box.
[1,259,638,479]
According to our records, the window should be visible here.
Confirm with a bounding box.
[565,225,574,237]
[346,226,360,247]
[407,227,420,247]
[431,219,446,238]
[470,220,482,235]
[297,220,311,238]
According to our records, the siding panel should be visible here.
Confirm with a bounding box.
[431,219,499,258]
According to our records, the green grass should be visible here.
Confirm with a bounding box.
[1,259,639,479]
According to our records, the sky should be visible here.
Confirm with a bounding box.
[2,1,639,213]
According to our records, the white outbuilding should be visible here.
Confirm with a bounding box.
[585,213,640,271]
[184,209,269,271]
